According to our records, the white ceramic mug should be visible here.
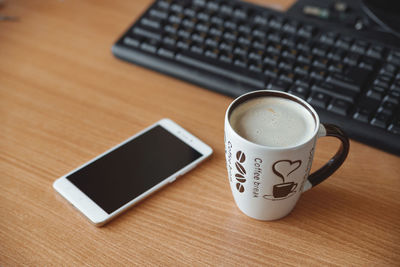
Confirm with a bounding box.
[224,90,349,220]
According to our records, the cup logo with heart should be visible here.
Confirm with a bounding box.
[263,160,301,200]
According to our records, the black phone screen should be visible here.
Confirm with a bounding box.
[66,126,202,214]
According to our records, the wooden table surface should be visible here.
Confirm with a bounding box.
[1,0,399,265]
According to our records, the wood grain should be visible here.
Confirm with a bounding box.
[1,0,399,265]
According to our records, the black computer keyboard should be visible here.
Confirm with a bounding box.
[112,0,400,155]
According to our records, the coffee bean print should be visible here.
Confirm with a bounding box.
[233,150,246,193]
[236,151,246,163]
[235,173,246,183]
[236,183,244,193]
[235,162,246,175]
[236,178,246,183]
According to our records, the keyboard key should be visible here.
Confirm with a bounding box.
[371,113,390,129]
[327,49,346,61]
[353,107,373,123]
[366,88,384,101]
[358,57,376,70]
[238,36,252,46]
[380,63,397,76]
[238,25,252,35]
[335,37,353,50]
[140,42,158,53]
[163,35,177,46]
[343,53,359,66]
[197,22,211,32]
[308,92,331,109]
[141,18,161,29]
[249,63,263,73]
[269,17,285,29]
[177,40,190,50]
[294,65,310,76]
[378,101,396,116]
[289,85,309,99]
[219,53,233,64]
[123,36,140,47]
[233,8,248,20]
[311,46,329,57]
[319,32,337,45]
[264,66,279,79]
[178,29,191,39]
[223,31,237,41]
[387,51,400,66]
[169,14,183,24]
[298,25,315,38]
[281,37,296,48]
[183,8,196,18]
[233,47,247,57]
[205,49,219,59]
[263,55,279,66]
[205,37,219,48]
[297,53,313,64]
[252,28,267,40]
[312,57,329,69]
[328,62,345,73]
[367,45,384,59]
[206,1,219,12]
[278,59,294,71]
[210,16,224,26]
[164,24,178,34]
[388,117,400,135]
[197,12,210,21]
[176,51,264,89]
[281,49,298,60]
[157,0,171,10]
[373,79,390,89]
[279,72,295,83]
[350,40,368,54]
[224,20,237,30]
[157,47,175,58]
[234,58,247,68]
[390,83,400,93]
[248,50,263,61]
[311,83,357,102]
[149,9,168,20]
[182,18,195,28]
[219,42,233,52]
[133,26,162,41]
[220,4,233,16]
[293,76,311,87]
[253,14,268,26]
[326,67,371,92]
[193,0,206,7]
[310,69,326,80]
[282,21,299,34]
[328,99,351,115]
[384,92,400,105]
[267,33,282,43]
[267,80,290,92]
[170,3,183,13]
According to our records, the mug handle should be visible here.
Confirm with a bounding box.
[302,124,350,192]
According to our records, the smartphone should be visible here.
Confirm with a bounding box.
[53,119,213,226]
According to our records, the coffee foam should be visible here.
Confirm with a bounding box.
[230,96,316,147]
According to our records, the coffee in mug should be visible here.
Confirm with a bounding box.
[224,90,349,220]
[230,96,315,147]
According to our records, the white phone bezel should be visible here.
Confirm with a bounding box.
[53,118,213,226]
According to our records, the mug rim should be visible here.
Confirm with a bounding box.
[225,90,320,151]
